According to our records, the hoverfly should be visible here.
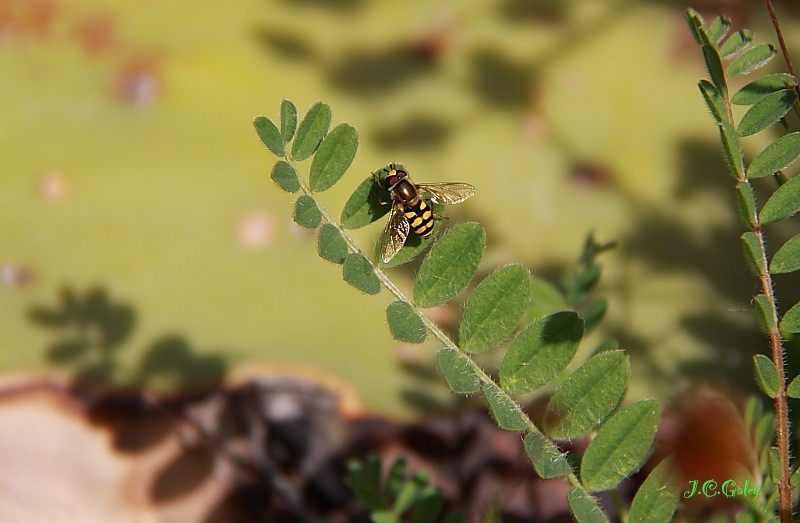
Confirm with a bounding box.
[375,163,475,263]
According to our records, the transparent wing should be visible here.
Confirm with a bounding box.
[379,204,410,263]
[416,182,476,205]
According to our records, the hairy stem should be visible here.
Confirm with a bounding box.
[286,153,584,491]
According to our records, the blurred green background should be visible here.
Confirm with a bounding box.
[3,0,799,415]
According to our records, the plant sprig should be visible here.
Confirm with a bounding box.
[254,100,674,522]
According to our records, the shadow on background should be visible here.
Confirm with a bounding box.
[28,285,226,391]
[372,115,453,150]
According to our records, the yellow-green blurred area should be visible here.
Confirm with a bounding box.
[3,0,800,415]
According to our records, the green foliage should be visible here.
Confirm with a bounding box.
[459,264,532,354]
[292,102,331,161]
[770,234,800,274]
[567,488,609,523]
[255,99,658,523]
[500,311,583,394]
[760,173,800,224]
[387,301,426,344]
[343,253,380,295]
[436,347,480,394]
[309,123,358,192]
[413,223,486,308]
[747,132,800,179]
[317,224,348,264]
[786,374,800,399]
[781,302,800,334]
[738,89,797,136]
[754,354,779,398]
[346,454,455,523]
[732,73,797,105]
[628,459,679,523]
[736,182,757,228]
[294,195,321,228]
[544,350,630,440]
[726,43,776,77]
[719,28,752,58]
[523,430,573,479]
[741,231,766,276]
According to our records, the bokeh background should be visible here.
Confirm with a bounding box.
[3,0,800,416]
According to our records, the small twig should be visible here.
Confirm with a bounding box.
[764,0,800,99]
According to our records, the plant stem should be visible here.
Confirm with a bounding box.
[287,154,585,491]
[764,0,800,100]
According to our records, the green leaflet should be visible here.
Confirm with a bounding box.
[719,120,744,178]
[582,298,608,333]
[527,277,568,321]
[736,182,757,228]
[343,253,380,295]
[544,350,629,441]
[580,399,660,492]
[702,44,727,99]
[500,311,583,394]
[738,89,797,137]
[760,173,800,224]
[292,102,332,161]
[317,224,348,264]
[753,294,776,334]
[523,430,572,479]
[271,160,300,193]
[753,354,779,398]
[280,99,297,143]
[726,43,777,77]
[781,301,800,335]
[567,488,609,523]
[732,73,797,105]
[770,233,800,274]
[309,123,359,192]
[459,264,532,354]
[747,133,800,179]
[436,347,480,394]
[483,381,528,432]
[698,80,727,124]
[253,116,284,157]
[627,459,679,523]
[741,231,766,276]
[706,15,730,45]
[294,195,321,228]
[787,373,800,399]
[414,223,486,308]
[386,301,426,344]
[684,9,705,46]
[719,29,753,59]
[341,176,392,229]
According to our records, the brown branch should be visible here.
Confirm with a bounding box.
[764,0,800,98]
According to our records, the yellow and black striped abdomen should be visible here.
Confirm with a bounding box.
[404,198,434,238]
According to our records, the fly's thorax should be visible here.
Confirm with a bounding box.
[390,179,419,204]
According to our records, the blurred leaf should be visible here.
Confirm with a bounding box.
[566,263,601,304]
[770,234,800,274]
[309,123,358,192]
[387,301,426,343]
[793,465,800,487]
[372,512,400,523]
[753,354,779,398]
[732,73,797,105]
[500,311,583,394]
[292,102,332,161]
[781,301,800,334]
[754,294,776,333]
[341,176,391,229]
[719,120,744,178]
[459,264,532,354]
[706,15,731,45]
[738,89,797,136]
[760,173,800,224]
[271,160,300,193]
[736,182,757,228]
[567,488,608,523]
[377,202,445,268]
[544,351,629,441]
[582,298,607,334]
[414,223,485,308]
[280,99,297,142]
[47,339,89,363]
[527,277,568,321]
[755,411,775,453]
[394,473,427,515]
[523,430,572,479]
[293,195,322,228]
[581,399,660,492]
[628,459,679,523]
[727,44,777,77]
[253,116,284,157]
[483,381,528,432]
[698,80,727,124]
[719,29,753,59]
[702,44,727,98]
[741,232,766,276]
[411,487,444,523]
[317,224,348,264]
[28,306,69,327]
[769,447,781,482]
[436,347,480,394]
[748,133,800,179]
[343,253,380,295]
